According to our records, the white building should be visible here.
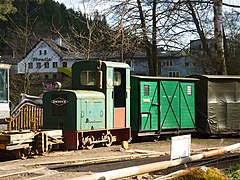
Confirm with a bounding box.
[17,37,82,79]
[15,38,203,78]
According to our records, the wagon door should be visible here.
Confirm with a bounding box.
[160,81,180,129]
[179,82,195,128]
[140,81,159,131]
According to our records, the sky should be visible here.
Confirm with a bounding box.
[54,0,239,47]
[54,0,109,14]
[55,0,239,10]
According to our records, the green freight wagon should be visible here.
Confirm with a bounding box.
[130,76,197,137]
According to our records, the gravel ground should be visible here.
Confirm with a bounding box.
[0,137,239,179]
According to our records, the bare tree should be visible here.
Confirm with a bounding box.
[62,0,240,75]
[224,10,240,74]
[1,0,44,104]
[186,0,214,72]
[81,0,211,75]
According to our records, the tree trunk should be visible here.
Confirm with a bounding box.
[137,0,157,76]
[213,0,227,75]
[187,0,214,73]
[152,0,158,76]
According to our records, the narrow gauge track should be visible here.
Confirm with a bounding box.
[0,151,166,180]
[154,153,240,179]
[0,151,239,180]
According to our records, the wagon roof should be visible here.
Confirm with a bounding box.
[190,75,240,80]
[131,75,198,81]
[0,63,11,69]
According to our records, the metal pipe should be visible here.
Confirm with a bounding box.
[68,143,240,180]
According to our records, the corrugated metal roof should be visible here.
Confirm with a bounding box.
[191,75,240,79]
[131,75,198,81]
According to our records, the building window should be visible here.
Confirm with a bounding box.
[62,62,67,67]
[44,62,49,68]
[44,50,47,55]
[39,50,42,55]
[198,44,201,49]
[36,62,41,69]
[169,71,180,77]
[157,61,161,75]
[162,60,173,67]
[53,62,58,68]
[28,63,33,69]
[53,74,57,79]
[185,62,190,67]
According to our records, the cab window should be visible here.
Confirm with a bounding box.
[0,69,8,102]
[80,70,96,86]
[114,71,121,86]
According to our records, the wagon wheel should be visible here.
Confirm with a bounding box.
[48,144,52,152]
[14,148,31,159]
[104,134,113,147]
[35,145,51,155]
[85,136,95,150]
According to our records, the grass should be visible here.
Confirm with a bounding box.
[224,163,240,180]
[168,164,240,180]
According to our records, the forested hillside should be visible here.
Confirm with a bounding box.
[0,0,102,56]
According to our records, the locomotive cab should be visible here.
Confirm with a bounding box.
[0,64,11,130]
[72,60,131,130]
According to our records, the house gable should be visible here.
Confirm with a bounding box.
[18,40,62,74]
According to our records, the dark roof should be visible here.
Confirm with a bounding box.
[21,38,84,61]
[0,55,22,65]
[41,38,83,60]
[106,50,185,61]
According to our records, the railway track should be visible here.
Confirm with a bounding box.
[154,153,240,179]
[0,138,239,180]
[0,150,239,180]
[0,151,166,179]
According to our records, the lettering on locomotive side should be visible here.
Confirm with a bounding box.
[51,97,68,106]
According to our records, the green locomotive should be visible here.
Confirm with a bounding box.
[43,60,131,149]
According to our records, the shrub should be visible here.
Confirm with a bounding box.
[172,166,229,180]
